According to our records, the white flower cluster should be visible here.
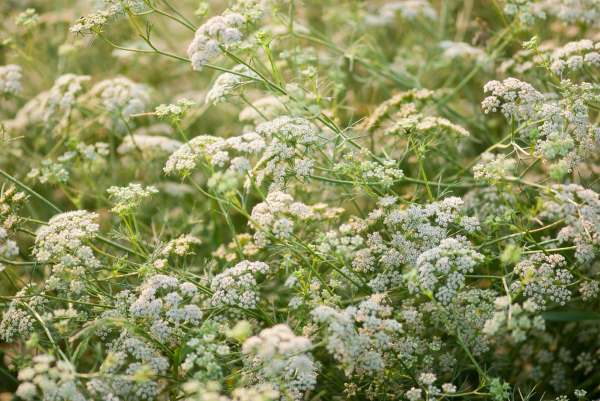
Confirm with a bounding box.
[210,260,270,310]
[155,98,196,122]
[539,0,600,24]
[242,324,318,400]
[76,142,110,161]
[16,355,85,401]
[249,191,342,247]
[504,0,600,25]
[182,381,279,401]
[0,226,19,260]
[187,13,247,71]
[87,331,170,401]
[482,78,600,172]
[162,234,202,257]
[334,155,404,188]
[117,134,182,157]
[482,77,543,120]
[129,274,202,344]
[206,65,258,105]
[409,373,454,399]
[384,114,470,138]
[497,47,542,76]
[27,159,66,185]
[311,294,402,377]
[579,280,599,301]
[503,0,547,25]
[513,254,573,310]
[70,7,117,34]
[164,116,323,189]
[439,41,490,67]
[536,81,599,172]
[107,183,158,214]
[15,8,39,29]
[70,0,147,34]
[317,217,368,262]
[28,142,109,185]
[204,132,266,178]
[378,197,479,266]
[33,211,100,295]
[364,0,437,26]
[416,236,484,305]
[0,185,27,230]
[440,289,497,356]
[164,131,266,192]
[405,387,422,401]
[212,233,260,262]
[405,373,456,400]
[88,76,150,129]
[153,234,202,268]
[34,210,99,265]
[464,187,519,229]
[540,184,600,263]
[317,197,479,292]
[3,90,49,132]
[180,322,229,381]
[253,116,324,189]
[483,296,546,343]
[0,286,44,342]
[163,135,222,176]
[230,0,272,23]
[473,152,516,182]
[360,89,436,133]
[549,39,600,75]
[0,64,23,95]
[43,74,90,131]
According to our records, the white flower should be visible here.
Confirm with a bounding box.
[439,41,490,67]
[210,260,270,310]
[311,294,402,377]
[34,211,99,264]
[87,330,169,400]
[129,275,202,344]
[416,236,484,305]
[161,234,202,257]
[0,64,23,95]
[187,13,247,71]
[252,116,324,189]
[473,152,516,182]
[155,98,196,121]
[249,191,342,247]
[163,135,221,176]
[15,355,86,401]
[482,78,600,172]
[405,387,422,401]
[205,65,258,104]
[88,76,150,130]
[540,184,600,263]
[70,1,148,34]
[364,0,437,26]
[482,77,543,119]
[514,253,573,310]
[0,227,19,259]
[107,183,158,214]
[43,74,90,130]
[242,324,317,400]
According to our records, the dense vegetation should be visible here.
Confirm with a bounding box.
[0,1,599,400]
